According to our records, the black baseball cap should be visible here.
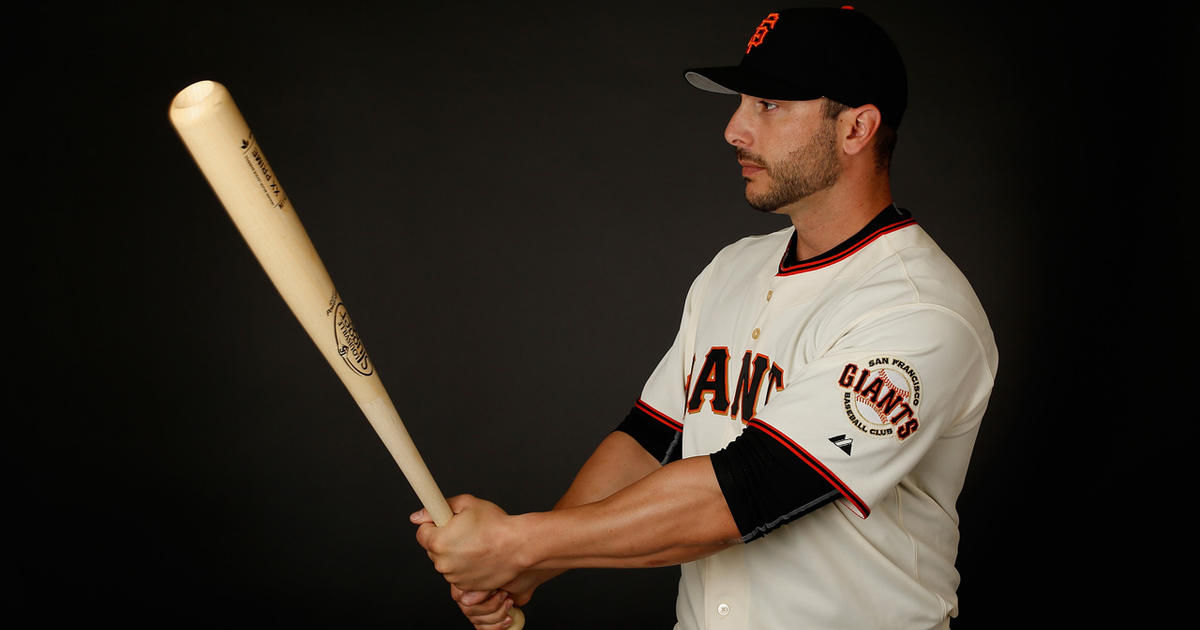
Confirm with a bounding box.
[685,6,908,128]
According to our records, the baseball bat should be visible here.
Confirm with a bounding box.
[168,80,524,629]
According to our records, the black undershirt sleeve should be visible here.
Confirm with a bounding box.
[710,426,841,542]
[614,403,683,465]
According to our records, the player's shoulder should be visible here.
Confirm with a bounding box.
[835,221,998,368]
[878,224,989,320]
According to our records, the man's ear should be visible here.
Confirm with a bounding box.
[841,105,882,157]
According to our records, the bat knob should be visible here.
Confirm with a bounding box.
[509,606,526,629]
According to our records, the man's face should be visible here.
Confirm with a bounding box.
[725,95,843,213]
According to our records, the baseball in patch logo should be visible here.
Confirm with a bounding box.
[836,357,921,440]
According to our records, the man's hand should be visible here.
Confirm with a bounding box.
[411,494,527,592]
[445,567,558,630]
[448,586,517,630]
[407,432,680,628]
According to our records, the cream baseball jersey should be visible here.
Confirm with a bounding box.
[631,206,998,629]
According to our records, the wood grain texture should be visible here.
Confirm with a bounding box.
[169,79,524,630]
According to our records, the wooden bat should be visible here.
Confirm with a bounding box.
[169,80,525,630]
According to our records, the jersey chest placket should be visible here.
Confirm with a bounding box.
[739,267,829,418]
[695,260,842,629]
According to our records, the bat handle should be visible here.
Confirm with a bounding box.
[508,606,526,629]
[430,506,527,629]
[360,400,527,627]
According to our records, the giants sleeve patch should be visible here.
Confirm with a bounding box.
[836,357,922,441]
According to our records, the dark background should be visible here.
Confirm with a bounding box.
[15,1,1186,627]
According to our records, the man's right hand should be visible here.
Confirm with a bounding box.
[450,586,515,630]
[451,569,559,629]
[449,431,662,628]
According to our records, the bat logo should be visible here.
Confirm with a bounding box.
[333,302,373,376]
[239,133,288,210]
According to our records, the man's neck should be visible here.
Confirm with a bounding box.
[780,178,893,261]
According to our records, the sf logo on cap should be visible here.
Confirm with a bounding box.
[746,13,780,54]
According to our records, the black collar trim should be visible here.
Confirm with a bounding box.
[777,205,916,276]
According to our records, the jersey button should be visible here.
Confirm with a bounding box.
[751,328,760,339]
[717,603,731,616]
[766,290,773,301]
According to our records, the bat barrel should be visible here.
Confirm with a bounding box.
[170,80,521,628]
[170,80,369,410]
[171,79,220,112]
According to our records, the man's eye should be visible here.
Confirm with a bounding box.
[759,100,777,111]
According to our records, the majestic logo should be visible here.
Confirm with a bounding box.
[746,13,780,54]
[837,357,921,441]
[829,434,854,455]
[332,301,372,376]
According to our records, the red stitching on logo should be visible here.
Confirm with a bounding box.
[855,370,909,422]
[875,369,906,397]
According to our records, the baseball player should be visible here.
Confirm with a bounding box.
[412,7,998,630]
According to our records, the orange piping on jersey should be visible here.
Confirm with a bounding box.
[747,418,870,518]
[778,218,917,276]
[636,399,683,432]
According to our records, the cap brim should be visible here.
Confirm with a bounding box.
[684,69,737,95]
[684,66,824,101]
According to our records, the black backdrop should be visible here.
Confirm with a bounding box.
[16,1,1186,627]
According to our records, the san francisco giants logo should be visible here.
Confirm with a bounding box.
[837,357,921,441]
[746,13,780,54]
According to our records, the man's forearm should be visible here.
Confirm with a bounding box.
[554,431,663,509]
[413,435,739,592]
[498,430,666,594]
[515,454,740,571]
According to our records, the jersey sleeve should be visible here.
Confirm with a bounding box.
[615,401,684,465]
[710,427,840,541]
[750,305,996,518]
[619,259,718,459]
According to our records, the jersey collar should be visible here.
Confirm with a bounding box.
[777,204,916,276]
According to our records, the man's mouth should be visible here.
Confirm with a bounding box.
[739,160,766,177]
